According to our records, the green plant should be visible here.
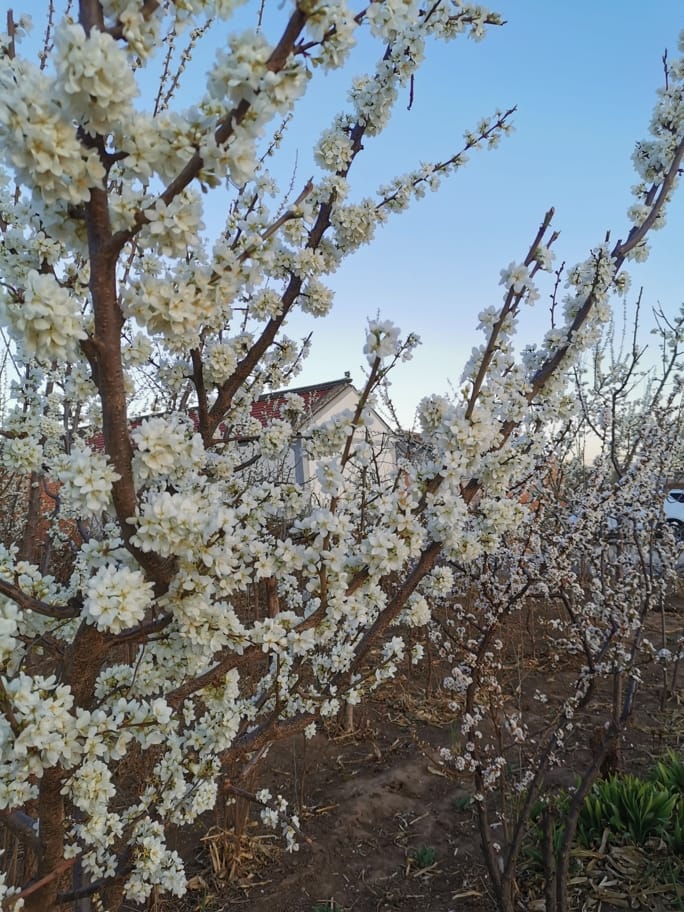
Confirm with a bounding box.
[577,790,609,849]
[452,794,474,811]
[577,774,678,848]
[663,796,684,855]
[412,845,437,868]
[311,902,343,912]
[523,792,572,872]
[651,749,684,795]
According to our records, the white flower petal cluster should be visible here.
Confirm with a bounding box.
[257,790,300,852]
[83,564,154,633]
[0,600,20,669]
[259,419,292,459]
[1,270,87,362]
[316,459,346,497]
[207,30,276,107]
[54,23,138,135]
[499,261,531,295]
[422,566,455,599]
[627,33,684,229]
[133,416,205,486]
[363,318,402,365]
[124,268,217,346]
[331,199,380,252]
[203,28,309,183]
[169,585,248,652]
[0,548,65,635]
[0,435,43,474]
[396,593,431,628]
[123,332,154,369]
[132,491,217,558]
[112,111,196,185]
[204,340,239,385]
[300,278,334,317]
[0,69,105,204]
[315,123,355,172]
[306,413,354,459]
[366,0,421,42]
[54,446,121,518]
[67,757,116,815]
[125,818,186,903]
[0,675,84,804]
[349,70,398,137]
[140,192,204,258]
[360,528,411,573]
[249,288,284,321]
[100,0,164,59]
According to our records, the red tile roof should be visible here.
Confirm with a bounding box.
[86,378,353,451]
[250,377,352,426]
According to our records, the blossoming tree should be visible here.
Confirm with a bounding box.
[431,343,683,911]
[0,3,683,910]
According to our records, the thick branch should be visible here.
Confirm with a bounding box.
[110,8,309,254]
[0,810,39,852]
[78,0,105,33]
[0,577,78,619]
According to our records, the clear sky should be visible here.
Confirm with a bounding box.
[7,2,684,427]
[241,1,684,427]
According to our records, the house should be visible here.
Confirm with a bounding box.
[247,375,399,491]
[74,373,403,492]
[4,377,400,568]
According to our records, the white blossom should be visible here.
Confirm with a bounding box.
[83,564,154,633]
[1,271,86,362]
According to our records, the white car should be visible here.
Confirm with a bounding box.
[665,490,684,539]
[665,489,684,521]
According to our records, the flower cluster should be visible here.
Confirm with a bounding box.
[1,270,86,363]
[0,434,43,474]
[363,318,402,365]
[259,419,293,459]
[54,446,121,518]
[255,788,301,852]
[83,564,154,633]
[0,60,105,205]
[133,416,205,487]
[54,23,137,135]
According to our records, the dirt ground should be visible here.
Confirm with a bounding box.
[169,691,491,912]
[158,608,684,912]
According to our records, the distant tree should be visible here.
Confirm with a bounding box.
[434,333,682,912]
[572,294,684,477]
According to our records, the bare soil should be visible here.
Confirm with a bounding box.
[160,608,684,912]
[171,691,489,912]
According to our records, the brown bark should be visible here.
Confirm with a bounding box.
[17,472,44,564]
[60,622,110,707]
[23,770,66,912]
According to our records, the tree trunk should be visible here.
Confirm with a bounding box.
[24,769,65,912]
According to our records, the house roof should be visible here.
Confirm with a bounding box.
[250,377,353,426]
[86,377,355,451]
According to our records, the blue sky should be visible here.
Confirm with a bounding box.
[8,2,684,426]
[243,1,684,426]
